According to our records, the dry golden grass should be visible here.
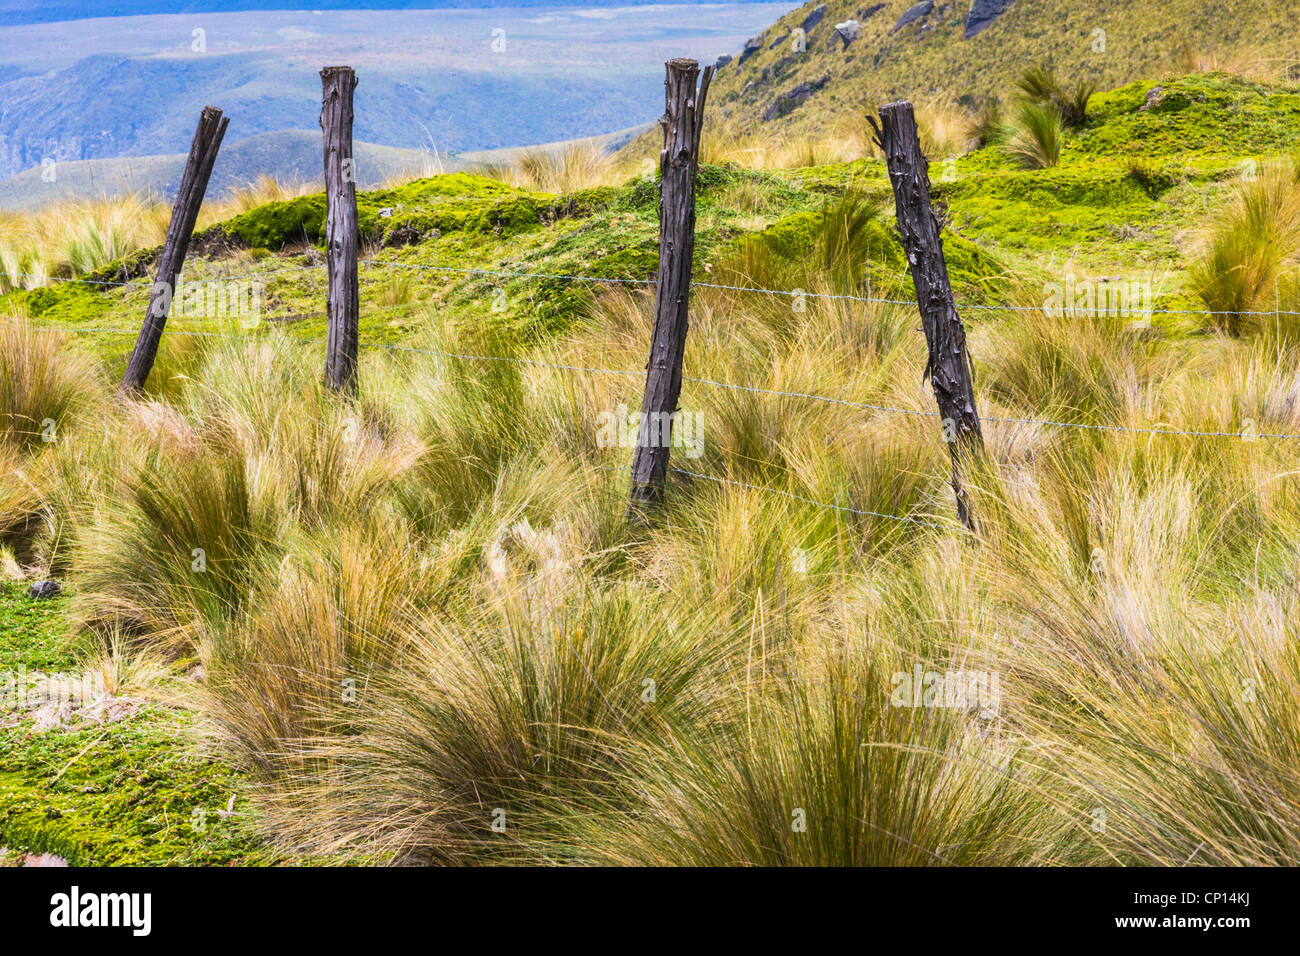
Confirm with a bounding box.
[0,176,315,293]
[476,140,623,193]
[4,126,1300,865]
[3,225,1300,864]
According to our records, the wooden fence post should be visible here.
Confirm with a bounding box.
[321,66,360,394]
[870,100,983,528]
[629,57,713,507]
[118,106,228,395]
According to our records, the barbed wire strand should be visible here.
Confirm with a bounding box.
[10,259,1300,317]
[26,323,1300,440]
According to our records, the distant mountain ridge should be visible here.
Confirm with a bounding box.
[0,0,783,27]
[0,125,650,210]
[0,4,791,183]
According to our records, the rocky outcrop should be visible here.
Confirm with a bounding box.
[738,37,764,65]
[964,0,1015,39]
[1139,86,1166,111]
[802,4,827,32]
[715,53,733,70]
[762,76,830,121]
[834,19,861,47]
[891,1,933,35]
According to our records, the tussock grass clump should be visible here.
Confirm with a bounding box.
[209,175,315,218]
[1000,98,1065,169]
[478,141,618,194]
[0,319,101,549]
[1188,157,1300,334]
[997,64,1097,169]
[714,191,892,312]
[565,663,1051,866]
[294,581,739,863]
[966,96,1003,147]
[0,319,100,452]
[0,176,312,292]
[1013,64,1096,129]
[0,194,171,291]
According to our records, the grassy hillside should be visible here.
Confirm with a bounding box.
[697,0,1299,140]
[3,69,1300,865]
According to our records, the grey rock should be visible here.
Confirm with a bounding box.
[1139,86,1166,112]
[802,4,827,32]
[834,19,861,48]
[738,37,764,65]
[714,53,733,70]
[28,580,61,600]
[770,32,790,49]
[891,1,933,35]
[762,76,831,121]
[964,0,1015,39]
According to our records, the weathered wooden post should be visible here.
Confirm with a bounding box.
[321,65,360,394]
[629,57,713,507]
[870,101,983,528]
[119,106,228,395]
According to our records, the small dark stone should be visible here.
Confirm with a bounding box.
[380,223,426,247]
[28,580,61,600]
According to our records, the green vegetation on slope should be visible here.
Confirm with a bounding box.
[704,0,1299,142]
[5,72,1298,356]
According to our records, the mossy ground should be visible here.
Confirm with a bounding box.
[0,582,278,865]
[0,581,75,673]
[0,707,273,866]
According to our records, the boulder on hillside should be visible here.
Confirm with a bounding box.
[715,53,733,70]
[738,37,764,64]
[891,0,933,34]
[762,75,831,121]
[834,19,861,47]
[964,0,1015,39]
[802,3,827,32]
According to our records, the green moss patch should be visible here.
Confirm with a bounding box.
[0,707,273,865]
[1081,73,1300,159]
[0,581,75,673]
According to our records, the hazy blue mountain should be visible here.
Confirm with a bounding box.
[1,0,782,27]
[0,123,649,210]
[0,4,791,187]
[0,51,653,179]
